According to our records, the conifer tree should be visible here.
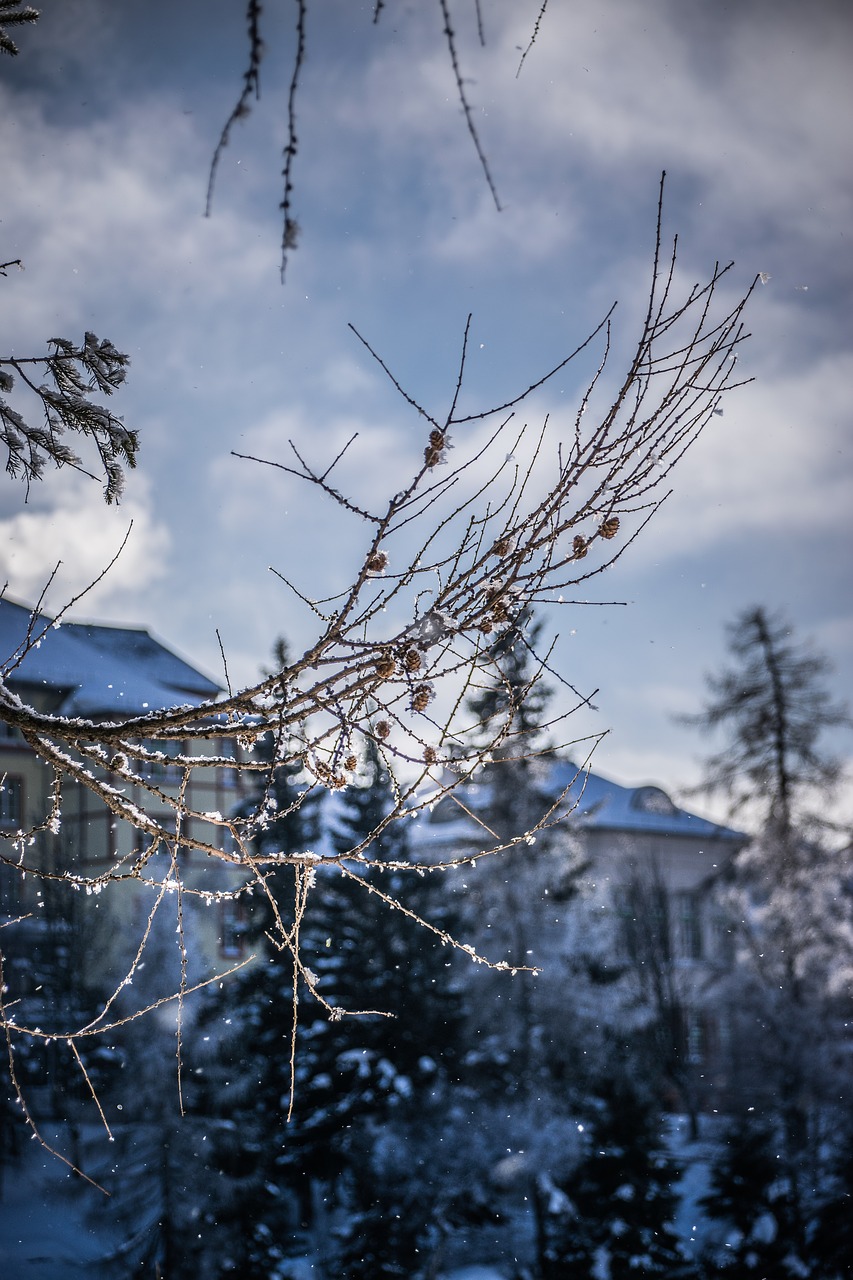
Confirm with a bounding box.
[686,608,852,1269]
[196,660,325,1276]
[285,737,463,1197]
[686,606,847,836]
[700,1114,810,1278]
[812,1109,853,1280]
[203,731,464,1273]
[544,1078,698,1279]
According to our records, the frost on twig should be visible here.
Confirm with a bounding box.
[0,181,756,1160]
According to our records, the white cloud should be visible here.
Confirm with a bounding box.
[0,470,170,618]
[627,348,853,564]
[0,85,276,348]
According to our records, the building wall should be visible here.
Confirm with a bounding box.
[0,722,248,1003]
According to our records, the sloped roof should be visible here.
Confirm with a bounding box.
[0,596,220,717]
[421,756,745,845]
[544,758,745,842]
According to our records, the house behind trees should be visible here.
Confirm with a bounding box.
[417,756,747,1106]
[2,594,747,1113]
[0,595,244,1001]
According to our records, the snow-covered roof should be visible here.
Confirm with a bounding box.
[422,756,745,845]
[544,758,745,841]
[0,596,221,717]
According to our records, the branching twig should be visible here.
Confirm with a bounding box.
[1,181,756,1160]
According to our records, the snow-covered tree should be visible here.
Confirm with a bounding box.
[192,709,324,1276]
[687,606,848,836]
[688,605,852,1008]
[700,1111,813,1279]
[811,1108,853,1280]
[200,734,465,1272]
[0,2,38,59]
[544,1078,699,1279]
[289,737,464,1185]
[686,608,853,1262]
[457,611,588,1094]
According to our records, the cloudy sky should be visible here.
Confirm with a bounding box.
[1,0,851,814]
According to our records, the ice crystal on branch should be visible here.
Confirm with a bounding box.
[1,182,756,1160]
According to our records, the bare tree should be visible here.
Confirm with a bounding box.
[0,178,756,1174]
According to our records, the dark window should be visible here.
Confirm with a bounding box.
[138,739,184,783]
[684,1008,706,1063]
[0,775,23,826]
[221,899,246,958]
[673,891,703,960]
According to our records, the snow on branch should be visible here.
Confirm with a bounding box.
[0,307,136,502]
[0,182,756,1162]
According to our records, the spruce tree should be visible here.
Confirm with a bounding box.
[196,702,324,1277]
[460,611,582,1093]
[204,731,463,1273]
[686,606,848,835]
[686,608,852,1261]
[286,738,464,1213]
[812,1110,853,1279]
[545,1079,698,1279]
[700,1114,809,1278]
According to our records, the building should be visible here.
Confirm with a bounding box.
[416,754,748,1106]
[0,595,244,1002]
[1,592,748,1105]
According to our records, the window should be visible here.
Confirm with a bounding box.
[221,899,246,958]
[630,786,678,816]
[684,1008,706,1063]
[673,891,702,960]
[138,739,183,784]
[0,775,23,827]
[614,881,670,964]
[708,910,735,964]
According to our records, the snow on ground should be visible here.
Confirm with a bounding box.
[0,1131,118,1278]
[441,1269,506,1280]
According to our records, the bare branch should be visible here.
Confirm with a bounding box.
[438,0,502,212]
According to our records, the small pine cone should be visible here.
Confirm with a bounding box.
[343,754,358,773]
[375,653,396,679]
[424,745,438,765]
[313,759,332,782]
[411,683,433,713]
[599,515,620,540]
[492,534,515,557]
[375,719,391,740]
[403,647,422,672]
[479,615,495,634]
[572,534,588,559]
[424,445,443,468]
[366,550,389,574]
[428,428,445,447]
[492,601,509,622]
